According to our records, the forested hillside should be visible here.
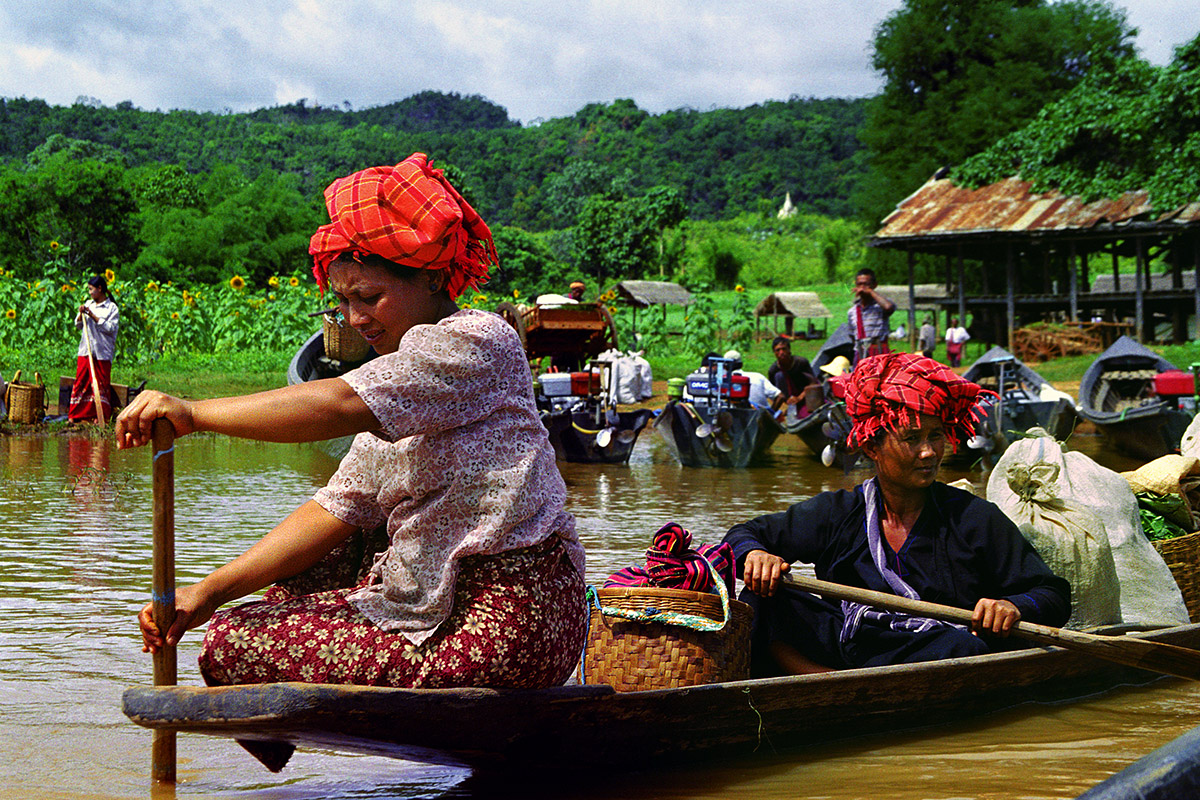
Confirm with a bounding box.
[0,91,867,228]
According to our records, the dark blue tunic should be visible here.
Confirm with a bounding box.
[722,482,1071,675]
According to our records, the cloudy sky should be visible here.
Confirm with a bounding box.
[2,1,1197,124]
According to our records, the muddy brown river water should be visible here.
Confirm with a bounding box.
[2,428,1198,799]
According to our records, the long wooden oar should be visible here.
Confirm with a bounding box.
[781,572,1200,681]
[81,320,106,426]
[151,419,176,783]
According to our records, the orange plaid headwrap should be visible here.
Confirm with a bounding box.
[833,352,995,451]
[308,153,498,300]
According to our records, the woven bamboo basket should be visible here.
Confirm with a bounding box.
[322,313,370,362]
[579,585,752,692]
[5,370,45,424]
[1153,530,1200,623]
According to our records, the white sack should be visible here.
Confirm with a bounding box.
[986,429,1189,626]
[991,460,1120,629]
[1180,414,1200,460]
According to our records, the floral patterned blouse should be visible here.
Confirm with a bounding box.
[314,309,583,644]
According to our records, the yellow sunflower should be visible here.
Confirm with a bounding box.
[170,312,180,320]
[268,276,280,287]
[4,309,14,319]
[182,290,195,307]
[735,284,745,293]
[229,275,246,290]
[60,284,72,293]
[512,289,520,299]
[49,240,60,251]
[268,292,276,300]
[104,269,115,283]
[289,276,300,287]
[145,281,159,292]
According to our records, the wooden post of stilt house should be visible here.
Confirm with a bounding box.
[1172,239,1186,342]
[1006,244,1016,350]
[956,245,967,331]
[1194,236,1200,341]
[907,250,917,352]
[1113,248,1121,292]
[1135,238,1146,342]
[1068,241,1079,322]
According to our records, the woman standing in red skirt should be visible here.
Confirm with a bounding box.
[115,154,587,770]
[69,275,119,423]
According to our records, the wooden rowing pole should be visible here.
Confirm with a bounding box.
[81,321,106,426]
[782,572,1200,681]
[151,419,176,783]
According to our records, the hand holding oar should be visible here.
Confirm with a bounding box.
[151,419,176,783]
[781,572,1200,681]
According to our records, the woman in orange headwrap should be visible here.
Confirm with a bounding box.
[723,353,1069,677]
[116,155,585,768]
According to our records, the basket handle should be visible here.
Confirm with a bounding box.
[11,369,20,384]
[33,371,42,387]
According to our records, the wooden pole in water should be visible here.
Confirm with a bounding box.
[151,419,176,783]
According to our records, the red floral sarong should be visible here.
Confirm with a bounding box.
[198,536,585,690]
[68,356,113,422]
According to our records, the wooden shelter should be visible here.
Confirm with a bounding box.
[869,174,1200,346]
[604,280,693,335]
[754,292,831,338]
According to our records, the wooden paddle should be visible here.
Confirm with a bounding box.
[81,319,106,426]
[781,572,1200,681]
[151,419,176,783]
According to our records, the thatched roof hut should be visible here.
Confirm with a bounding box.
[754,292,831,338]
[606,280,693,308]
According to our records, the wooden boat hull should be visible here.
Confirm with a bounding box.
[541,407,654,463]
[1076,336,1190,461]
[785,402,858,470]
[653,401,782,467]
[288,329,376,460]
[123,623,1200,771]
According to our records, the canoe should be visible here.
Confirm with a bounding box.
[1076,722,1200,799]
[1076,336,1191,461]
[810,321,854,375]
[653,400,783,467]
[123,622,1200,771]
[958,346,1080,461]
[287,329,377,460]
[540,405,654,464]
[784,400,859,471]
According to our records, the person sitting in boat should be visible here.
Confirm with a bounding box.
[848,267,896,365]
[116,154,587,751]
[722,352,1070,676]
[767,336,817,420]
[724,349,780,410]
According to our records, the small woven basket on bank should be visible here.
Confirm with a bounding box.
[579,583,752,692]
[1153,530,1200,623]
[5,370,45,424]
[322,313,370,362]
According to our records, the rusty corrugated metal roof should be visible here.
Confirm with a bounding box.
[873,176,1200,243]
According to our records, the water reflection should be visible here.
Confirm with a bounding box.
[0,430,1195,799]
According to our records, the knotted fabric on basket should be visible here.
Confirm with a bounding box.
[833,352,995,451]
[604,522,735,595]
[308,152,498,300]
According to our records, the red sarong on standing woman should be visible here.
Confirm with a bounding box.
[68,357,112,422]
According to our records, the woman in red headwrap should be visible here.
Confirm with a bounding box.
[116,155,586,767]
[722,353,1069,676]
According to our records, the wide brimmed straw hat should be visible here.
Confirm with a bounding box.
[820,355,851,377]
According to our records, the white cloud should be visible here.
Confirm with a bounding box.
[0,0,1194,122]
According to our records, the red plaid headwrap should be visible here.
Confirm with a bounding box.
[308,153,498,300]
[834,352,995,451]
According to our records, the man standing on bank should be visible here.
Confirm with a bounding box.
[848,268,896,365]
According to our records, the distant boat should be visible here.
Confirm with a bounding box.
[287,329,376,460]
[1076,336,1191,461]
[654,358,782,467]
[540,404,654,464]
[958,346,1079,461]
